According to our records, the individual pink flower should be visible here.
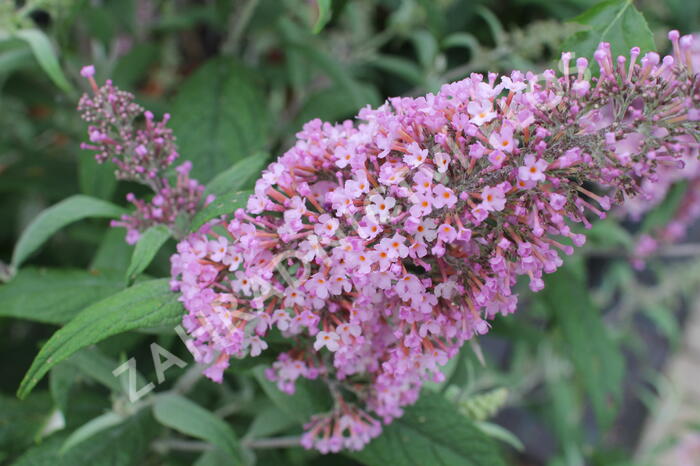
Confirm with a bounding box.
[315,214,340,237]
[432,184,457,209]
[414,218,438,243]
[481,186,506,212]
[468,100,497,126]
[518,154,548,183]
[336,322,362,343]
[404,142,429,167]
[489,124,516,152]
[437,223,457,242]
[314,331,341,351]
[488,149,507,168]
[409,192,433,218]
[249,336,268,356]
[357,216,383,240]
[308,272,330,299]
[434,152,450,173]
[367,194,396,223]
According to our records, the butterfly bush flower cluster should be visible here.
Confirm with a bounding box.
[617,33,700,267]
[166,33,698,453]
[78,66,210,243]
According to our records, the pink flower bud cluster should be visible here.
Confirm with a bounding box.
[170,33,699,453]
[78,67,210,243]
[111,161,209,244]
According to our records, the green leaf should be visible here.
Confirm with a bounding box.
[125,225,171,282]
[153,394,243,464]
[541,263,624,428]
[366,55,425,86]
[0,392,53,456]
[473,421,525,452]
[12,195,125,268]
[278,20,372,109]
[194,449,235,466]
[11,410,157,466]
[0,45,34,75]
[66,348,131,394]
[112,43,160,88]
[476,6,506,47]
[443,32,480,54]
[561,0,655,61]
[585,218,633,249]
[190,190,251,232]
[17,279,183,399]
[348,392,506,466]
[641,304,680,342]
[14,29,75,94]
[204,153,268,198]
[90,228,133,274]
[170,59,269,182]
[60,412,124,454]
[78,151,117,201]
[244,405,296,440]
[50,363,79,414]
[411,30,439,70]
[311,0,332,34]
[253,366,332,424]
[0,268,124,325]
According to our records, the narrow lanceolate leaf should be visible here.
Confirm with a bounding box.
[204,153,268,198]
[190,190,251,232]
[253,366,332,424]
[14,29,75,94]
[66,348,135,394]
[170,59,269,182]
[561,0,655,60]
[11,409,157,466]
[348,392,506,466]
[78,151,117,201]
[311,0,332,34]
[244,405,295,440]
[541,263,624,428]
[153,394,243,464]
[0,392,53,456]
[60,412,124,454]
[0,268,123,324]
[12,195,125,268]
[125,225,171,282]
[17,279,183,399]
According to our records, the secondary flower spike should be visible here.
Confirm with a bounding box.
[78,75,211,243]
[168,33,699,453]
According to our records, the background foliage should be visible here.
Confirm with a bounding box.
[1,0,699,465]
